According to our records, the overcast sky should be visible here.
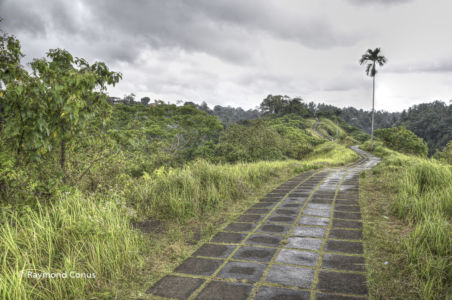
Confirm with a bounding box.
[1,0,451,111]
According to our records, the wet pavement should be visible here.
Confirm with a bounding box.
[146,146,380,300]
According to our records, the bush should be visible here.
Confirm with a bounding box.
[375,126,428,156]
[215,122,285,162]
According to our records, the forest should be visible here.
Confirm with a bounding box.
[1,28,451,300]
[110,92,452,156]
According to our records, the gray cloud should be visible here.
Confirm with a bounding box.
[347,0,414,5]
[388,59,452,73]
[1,0,360,64]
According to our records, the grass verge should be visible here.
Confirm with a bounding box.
[360,142,451,299]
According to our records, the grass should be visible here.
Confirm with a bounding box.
[306,141,359,166]
[360,142,452,299]
[125,141,358,221]
[0,141,358,299]
[0,190,142,299]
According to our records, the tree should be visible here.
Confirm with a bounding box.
[359,48,387,149]
[1,44,121,181]
[140,96,150,105]
[123,93,135,105]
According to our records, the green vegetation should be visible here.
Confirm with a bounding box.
[399,101,452,155]
[374,126,428,156]
[360,141,451,299]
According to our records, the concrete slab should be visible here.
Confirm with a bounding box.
[256,286,311,300]
[193,244,236,258]
[287,237,323,251]
[217,261,266,282]
[257,224,291,235]
[174,258,222,276]
[252,202,277,209]
[317,271,368,295]
[274,209,299,216]
[306,203,332,210]
[276,249,319,267]
[195,281,253,300]
[245,208,271,215]
[299,216,330,226]
[267,216,297,223]
[292,226,326,238]
[233,246,277,262]
[265,265,314,288]
[245,234,283,247]
[282,204,303,210]
[211,232,246,243]
[236,214,264,223]
[316,293,367,300]
[223,222,257,233]
[303,208,331,218]
[146,275,204,299]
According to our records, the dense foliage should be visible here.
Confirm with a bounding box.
[374,126,428,156]
[339,102,451,155]
[399,101,452,155]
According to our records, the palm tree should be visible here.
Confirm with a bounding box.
[359,48,387,149]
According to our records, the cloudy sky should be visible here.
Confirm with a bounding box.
[1,0,451,111]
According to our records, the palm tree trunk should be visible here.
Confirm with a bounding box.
[371,75,375,149]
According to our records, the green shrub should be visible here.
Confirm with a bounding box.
[375,126,428,156]
[215,122,285,162]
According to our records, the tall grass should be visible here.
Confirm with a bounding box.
[0,191,142,300]
[124,141,358,221]
[391,160,452,299]
[306,142,359,166]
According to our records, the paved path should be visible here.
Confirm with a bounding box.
[147,146,380,300]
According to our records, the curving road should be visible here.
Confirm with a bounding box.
[146,147,380,300]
